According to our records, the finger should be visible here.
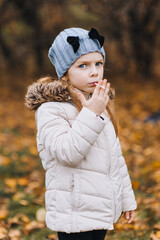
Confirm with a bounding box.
[99,79,107,97]
[104,82,110,99]
[77,92,86,105]
[93,80,103,96]
[125,212,130,221]
[102,79,107,90]
[103,79,108,89]
[103,78,108,88]
[128,211,135,223]
[105,82,110,92]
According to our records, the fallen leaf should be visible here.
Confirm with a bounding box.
[0,227,7,239]
[48,234,58,239]
[154,224,160,230]
[5,178,17,189]
[32,197,44,205]
[150,232,160,240]
[17,177,28,186]
[24,220,45,234]
[0,209,8,220]
[132,180,140,190]
[13,192,25,201]
[8,216,21,228]
[156,231,160,238]
[20,214,30,223]
[36,208,46,222]
[0,155,10,165]
[8,229,21,239]
[19,199,29,206]
[29,146,38,155]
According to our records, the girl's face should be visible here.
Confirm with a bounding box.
[64,52,104,93]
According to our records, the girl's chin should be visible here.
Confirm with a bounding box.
[77,86,95,94]
[85,89,94,94]
[87,86,96,91]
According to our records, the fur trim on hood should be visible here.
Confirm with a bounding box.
[25,77,71,111]
[25,77,115,111]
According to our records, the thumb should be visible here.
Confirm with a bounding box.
[77,92,86,105]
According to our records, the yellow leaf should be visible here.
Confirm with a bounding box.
[153,161,160,168]
[29,146,38,155]
[21,215,30,223]
[133,223,139,230]
[13,192,25,201]
[19,200,28,206]
[156,231,160,238]
[17,178,28,186]
[132,180,140,190]
[0,155,10,165]
[0,209,8,220]
[150,232,160,240]
[5,178,17,189]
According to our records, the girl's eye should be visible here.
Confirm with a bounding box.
[96,62,103,66]
[79,64,86,68]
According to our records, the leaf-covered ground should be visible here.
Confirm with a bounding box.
[0,79,160,240]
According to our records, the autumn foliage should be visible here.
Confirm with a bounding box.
[0,78,160,239]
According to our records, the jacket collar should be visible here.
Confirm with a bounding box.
[25,78,71,111]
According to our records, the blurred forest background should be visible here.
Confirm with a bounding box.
[0,0,160,240]
[0,0,160,91]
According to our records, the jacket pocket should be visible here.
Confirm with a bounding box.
[71,174,80,210]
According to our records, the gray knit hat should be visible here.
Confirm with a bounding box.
[48,27,105,78]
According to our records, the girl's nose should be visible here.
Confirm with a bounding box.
[89,65,98,77]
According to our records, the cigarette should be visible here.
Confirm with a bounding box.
[94,82,105,89]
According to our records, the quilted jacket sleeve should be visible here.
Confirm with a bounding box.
[117,137,137,212]
[35,102,110,167]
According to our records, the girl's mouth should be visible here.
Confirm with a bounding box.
[89,81,98,87]
[89,82,106,89]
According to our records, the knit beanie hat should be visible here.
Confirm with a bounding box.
[48,27,105,79]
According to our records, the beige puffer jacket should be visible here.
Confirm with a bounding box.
[25,79,137,233]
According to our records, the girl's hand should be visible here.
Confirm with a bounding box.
[124,210,135,223]
[77,79,110,116]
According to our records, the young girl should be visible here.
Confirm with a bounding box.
[25,27,137,240]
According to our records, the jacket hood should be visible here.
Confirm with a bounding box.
[25,77,115,111]
[25,78,71,111]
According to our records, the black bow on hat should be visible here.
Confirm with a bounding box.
[88,28,105,48]
[67,28,105,53]
[67,36,80,53]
